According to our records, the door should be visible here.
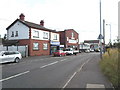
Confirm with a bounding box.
[1,52,11,63]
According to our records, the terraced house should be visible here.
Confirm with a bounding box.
[6,13,60,56]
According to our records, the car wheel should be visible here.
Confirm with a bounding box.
[15,58,20,63]
[59,54,62,57]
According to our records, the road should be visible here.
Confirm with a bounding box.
[1,53,112,89]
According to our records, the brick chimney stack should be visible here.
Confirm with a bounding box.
[19,13,25,21]
[40,20,44,26]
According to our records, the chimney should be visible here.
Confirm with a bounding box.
[19,13,25,21]
[40,20,44,26]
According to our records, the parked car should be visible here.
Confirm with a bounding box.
[53,50,66,57]
[64,48,79,55]
[0,51,22,64]
[94,48,100,52]
[63,48,73,55]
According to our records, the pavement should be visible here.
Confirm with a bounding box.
[65,53,114,89]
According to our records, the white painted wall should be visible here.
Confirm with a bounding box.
[31,28,49,40]
[50,32,59,42]
[7,21,29,40]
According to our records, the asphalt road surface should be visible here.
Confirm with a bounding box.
[1,52,112,89]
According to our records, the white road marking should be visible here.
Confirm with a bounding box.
[0,71,30,82]
[40,61,58,68]
[62,59,91,89]
[60,59,67,62]
[78,59,90,72]
[62,72,77,89]
[86,84,105,88]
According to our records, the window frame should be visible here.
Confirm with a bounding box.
[11,31,14,37]
[33,42,39,50]
[43,43,48,50]
[53,34,57,40]
[43,32,48,39]
[15,31,18,37]
[33,30,39,38]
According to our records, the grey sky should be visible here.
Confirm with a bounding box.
[0,0,119,44]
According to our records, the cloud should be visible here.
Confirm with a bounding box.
[0,0,119,43]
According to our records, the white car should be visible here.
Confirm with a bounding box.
[0,51,22,64]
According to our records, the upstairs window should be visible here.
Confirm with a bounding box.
[15,31,18,37]
[53,34,57,40]
[33,30,39,38]
[43,32,48,39]
[11,31,14,37]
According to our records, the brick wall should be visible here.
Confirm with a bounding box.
[59,29,79,49]
[18,39,50,56]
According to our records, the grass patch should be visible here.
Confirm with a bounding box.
[99,48,120,88]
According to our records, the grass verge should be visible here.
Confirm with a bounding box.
[99,48,120,88]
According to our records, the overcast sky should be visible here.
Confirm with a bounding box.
[0,0,119,44]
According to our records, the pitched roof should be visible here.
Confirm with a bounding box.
[6,19,56,32]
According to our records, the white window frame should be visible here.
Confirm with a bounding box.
[33,30,39,38]
[43,43,48,50]
[53,34,57,40]
[15,31,18,37]
[43,32,48,39]
[33,42,39,50]
[11,31,14,37]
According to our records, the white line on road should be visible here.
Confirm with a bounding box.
[0,71,30,82]
[40,61,58,69]
[62,59,91,89]
[86,84,105,88]
[78,59,90,72]
[62,72,77,89]
[60,59,67,62]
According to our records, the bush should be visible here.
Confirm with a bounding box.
[99,49,120,88]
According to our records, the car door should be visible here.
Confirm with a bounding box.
[1,52,11,63]
[8,51,15,62]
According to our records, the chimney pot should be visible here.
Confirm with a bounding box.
[19,13,25,21]
[40,20,44,26]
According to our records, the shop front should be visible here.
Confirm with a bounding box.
[50,41,60,55]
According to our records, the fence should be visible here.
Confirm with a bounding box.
[0,45,28,57]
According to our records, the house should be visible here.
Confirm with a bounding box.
[6,13,60,56]
[59,29,79,50]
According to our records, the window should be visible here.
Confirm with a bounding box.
[11,31,14,37]
[15,31,18,37]
[33,30,39,38]
[43,43,48,50]
[53,34,57,40]
[43,32,48,39]
[33,43,39,50]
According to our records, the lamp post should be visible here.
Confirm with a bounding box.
[106,24,112,46]
[103,19,106,53]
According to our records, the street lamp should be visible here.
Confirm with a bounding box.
[106,24,112,46]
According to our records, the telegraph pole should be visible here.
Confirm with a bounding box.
[99,0,102,59]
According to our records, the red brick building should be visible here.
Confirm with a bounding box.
[59,29,79,49]
[6,13,60,56]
